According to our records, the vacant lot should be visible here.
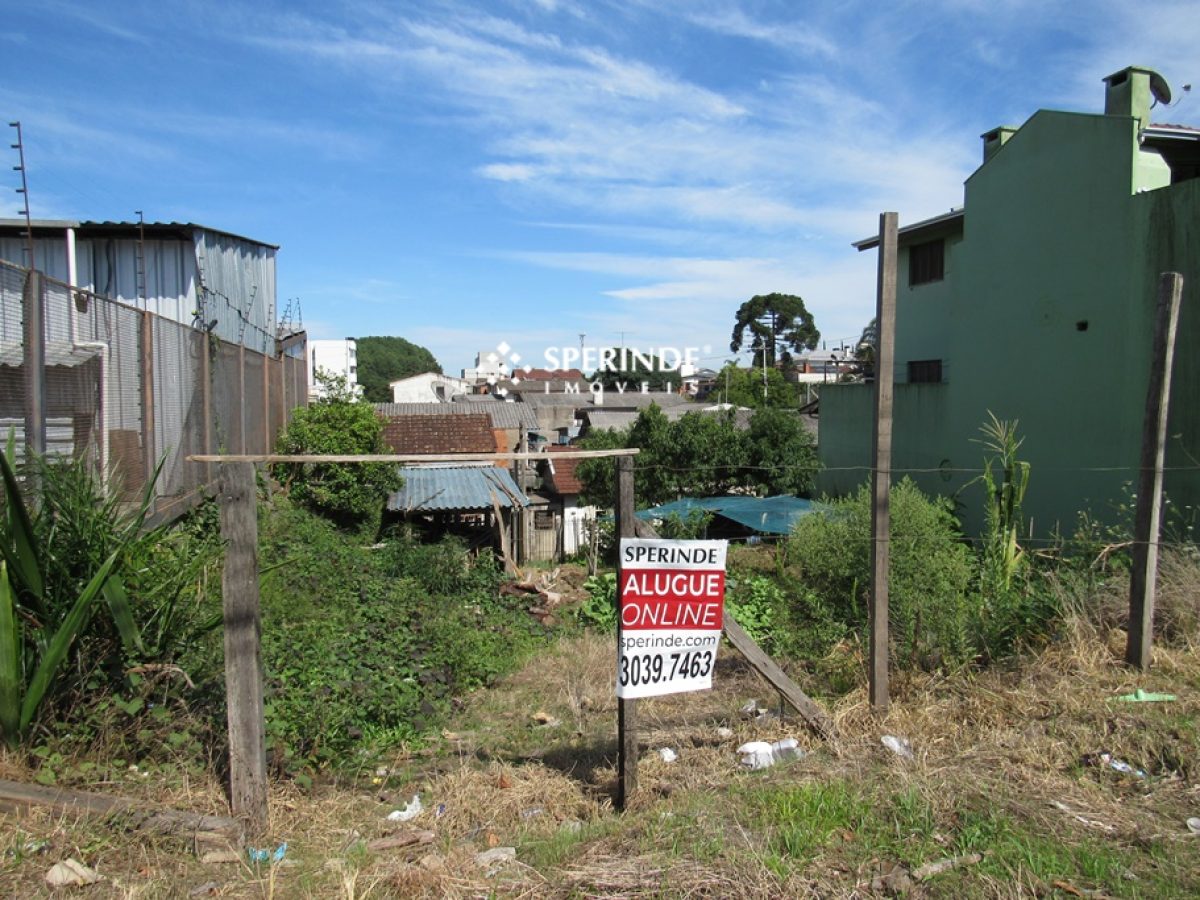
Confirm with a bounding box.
[2,610,1197,898]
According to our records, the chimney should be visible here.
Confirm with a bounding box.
[981,126,1017,162]
[1103,66,1171,131]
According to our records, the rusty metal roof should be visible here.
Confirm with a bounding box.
[387,464,530,512]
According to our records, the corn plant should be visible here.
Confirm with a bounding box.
[971,412,1031,596]
[0,445,153,746]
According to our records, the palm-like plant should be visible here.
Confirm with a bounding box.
[0,445,152,747]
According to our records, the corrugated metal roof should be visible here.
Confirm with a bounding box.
[0,219,279,249]
[374,401,538,430]
[387,465,530,512]
[584,405,755,432]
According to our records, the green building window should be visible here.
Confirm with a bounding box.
[907,359,943,383]
[908,239,945,286]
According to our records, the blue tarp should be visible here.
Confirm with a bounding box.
[635,495,825,535]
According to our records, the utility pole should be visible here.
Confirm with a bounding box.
[869,212,898,711]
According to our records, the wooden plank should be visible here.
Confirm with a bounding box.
[721,612,834,739]
[870,211,898,712]
[188,448,640,463]
[219,461,268,833]
[1126,272,1184,670]
[0,779,242,850]
[633,517,834,739]
[615,455,638,812]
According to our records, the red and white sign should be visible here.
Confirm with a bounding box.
[616,538,727,699]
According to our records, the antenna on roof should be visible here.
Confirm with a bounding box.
[9,121,34,268]
[135,209,147,309]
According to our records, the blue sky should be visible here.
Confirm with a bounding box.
[4,1,1197,375]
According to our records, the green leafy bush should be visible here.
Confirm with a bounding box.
[724,574,778,648]
[578,572,618,631]
[250,501,549,775]
[273,376,403,527]
[787,478,977,668]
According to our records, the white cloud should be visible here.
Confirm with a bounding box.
[477,163,539,182]
[685,8,839,60]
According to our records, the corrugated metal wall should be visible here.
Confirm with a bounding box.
[1,223,276,355]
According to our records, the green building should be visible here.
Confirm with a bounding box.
[819,66,1200,538]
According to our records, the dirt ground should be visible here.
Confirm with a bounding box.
[2,618,1198,898]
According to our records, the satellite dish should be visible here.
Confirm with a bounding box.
[1150,71,1172,107]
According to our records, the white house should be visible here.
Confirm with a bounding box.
[389,372,472,403]
[462,349,508,383]
[308,338,359,399]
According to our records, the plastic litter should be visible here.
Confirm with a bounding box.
[1186,817,1200,834]
[881,735,914,760]
[770,737,804,762]
[1098,753,1146,779]
[435,803,447,818]
[45,859,102,887]
[658,748,678,763]
[474,846,517,875]
[519,807,544,819]
[737,738,804,769]
[737,740,774,769]
[1112,688,1176,703]
[387,795,424,822]
[716,727,734,740]
[247,843,287,864]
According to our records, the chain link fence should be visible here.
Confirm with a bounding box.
[2,259,307,519]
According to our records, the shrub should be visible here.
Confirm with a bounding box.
[787,478,977,668]
[250,501,549,775]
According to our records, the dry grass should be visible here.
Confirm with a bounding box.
[3,579,1200,897]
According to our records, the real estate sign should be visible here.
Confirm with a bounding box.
[616,538,728,699]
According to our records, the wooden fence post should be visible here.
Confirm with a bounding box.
[219,461,268,833]
[870,212,898,712]
[21,269,45,493]
[1126,272,1184,671]
[615,455,637,811]
[140,311,156,504]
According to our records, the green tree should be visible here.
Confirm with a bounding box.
[355,336,442,403]
[744,407,819,496]
[575,426,629,510]
[273,375,404,526]
[853,317,877,380]
[713,363,799,409]
[729,293,820,369]
[576,404,818,509]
